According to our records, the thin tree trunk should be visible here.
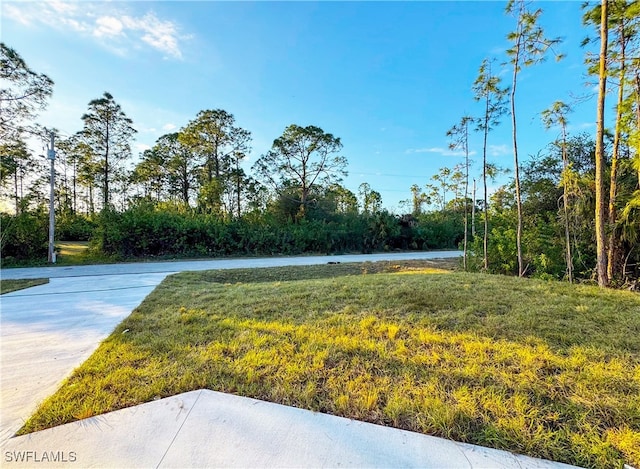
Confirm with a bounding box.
[463,122,469,271]
[182,165,189,205]
[72,161,77,215]
[13,168,18,214]
[19,166,23,207]
[607,23,625,282]
[595,0,609,287]
[236,175,241,218]
[561,124,573,283]
[510,40,524,277]
[214,136,220,180]
[472,178,476,238]
[104,123,110,209]
[236,156,242,218]
[300,164,308,219]
[89,184,94,215]
[483,111,489,272]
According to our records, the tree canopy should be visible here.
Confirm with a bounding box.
[0,43,54,143]
[80,92,136,209]
[253,124,347,219]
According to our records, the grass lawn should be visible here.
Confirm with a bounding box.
[0,278,48,294]
[1,241,115,268]
[55,241,116,266]
[57,241,89,258]
[19,261,640,468]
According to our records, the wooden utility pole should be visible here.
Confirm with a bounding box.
[47,131,56,264]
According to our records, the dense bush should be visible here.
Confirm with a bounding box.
[0,210,49,263]
[57,213,97,241]
[91,202,463,259]
[467,207,594,280]
[414,211,465,250]
[0,199,465,262]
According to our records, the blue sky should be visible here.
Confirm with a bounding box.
[3,1,601,212]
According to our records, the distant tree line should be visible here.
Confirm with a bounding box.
[0,43,464,262]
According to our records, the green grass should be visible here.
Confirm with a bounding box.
[54,241,116,266]
[18,261,640,468]
[57,241,89,258]
[0,278,48,294]
[1,240,116,268]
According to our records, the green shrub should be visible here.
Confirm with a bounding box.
[0,210,49,263]
[57,213,96,241]
[79,201,464,259]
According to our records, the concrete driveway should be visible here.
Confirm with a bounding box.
[0,251,581,468]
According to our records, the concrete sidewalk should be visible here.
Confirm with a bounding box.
[1,390,579,468]
[0,252,582,468]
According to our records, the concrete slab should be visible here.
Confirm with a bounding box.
[160,391,474,468]
[0,392,199,469]
[0,273,171,442]
[0,390,581,469]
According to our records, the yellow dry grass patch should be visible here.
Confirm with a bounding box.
[392,267,451,275]
[57,241,89,257]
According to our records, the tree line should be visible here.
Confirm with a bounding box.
[1,0,639,288]
[1,42,458,261]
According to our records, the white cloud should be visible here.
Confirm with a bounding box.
[94,16,124,38]
[162,123,177,131]
[406,147,445,154]
[133,13,184,60]
[3,3,33,26]
[49,1,78,15]
[406,147,477,157]
[4,3,188,60]
[64,18,90,33]
[134,143,151,153]
[488,144,510,157]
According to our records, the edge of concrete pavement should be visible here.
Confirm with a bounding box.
[1,390,582,469]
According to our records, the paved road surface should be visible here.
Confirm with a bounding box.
[0,250,461,280]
